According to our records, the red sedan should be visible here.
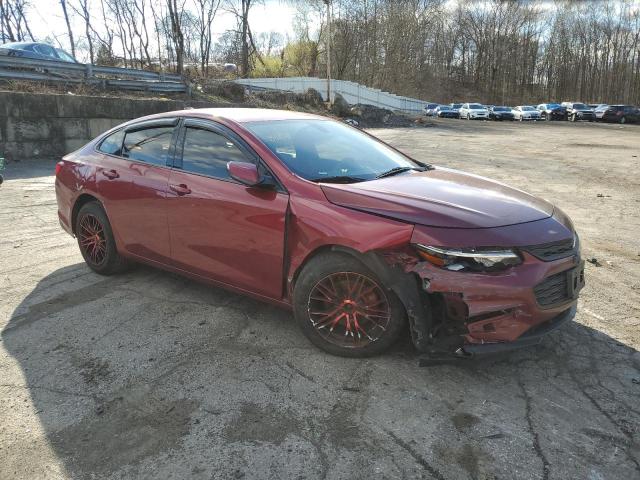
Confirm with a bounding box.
[55,108,584,358]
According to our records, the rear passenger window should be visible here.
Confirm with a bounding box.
[98,130,124,156]
[180,127,252,179]
[123,126,174,166]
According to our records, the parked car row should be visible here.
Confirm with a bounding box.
[423,101,640,124]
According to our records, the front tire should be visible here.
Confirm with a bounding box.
[76,202,128,275]
[293,253,406,357]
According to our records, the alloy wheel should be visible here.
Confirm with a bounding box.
[78,214,107,266]
[307,272,391,349]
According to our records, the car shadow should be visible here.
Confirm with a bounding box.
[2,263,639,479]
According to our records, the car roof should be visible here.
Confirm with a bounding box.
[0,41,46,49]
[136,108,328,124]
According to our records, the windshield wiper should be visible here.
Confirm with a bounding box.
[310,175,368,184]
[375,166,425,179]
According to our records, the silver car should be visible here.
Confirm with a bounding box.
[512,106,541,121]
[459,103,489,120]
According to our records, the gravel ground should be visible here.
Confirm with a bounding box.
[0,120,638,480]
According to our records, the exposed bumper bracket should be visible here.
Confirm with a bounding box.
[462,305,576,355]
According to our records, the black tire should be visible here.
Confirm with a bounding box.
[75,201,128,275]
[293,253,406,357]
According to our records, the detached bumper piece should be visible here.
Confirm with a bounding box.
[462,305,576,355]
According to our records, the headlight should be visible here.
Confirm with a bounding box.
[414,244,522,272]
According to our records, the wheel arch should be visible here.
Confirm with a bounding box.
[289,243,432,352]
[71,193,102,235]
[289,244,365,294]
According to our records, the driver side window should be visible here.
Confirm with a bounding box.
[180,127,253,180]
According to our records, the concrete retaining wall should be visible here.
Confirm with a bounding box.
[0,92,227,161]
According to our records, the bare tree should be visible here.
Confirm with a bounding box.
[59,0,76,58]
[193,0,221,73]
[166,0,186,73]
[1,0,33,42]
[225,0,259,77]
[69,0,95,63]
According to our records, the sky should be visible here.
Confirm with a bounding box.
[27,0,298,61]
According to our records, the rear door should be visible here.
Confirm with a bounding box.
[167,119,289,299]
[96,119,177,264]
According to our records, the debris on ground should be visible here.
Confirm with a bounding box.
[596,193,611,198]
[587,257,603,267]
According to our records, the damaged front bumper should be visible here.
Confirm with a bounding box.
[461,304,576,354]
[374,235,584,356]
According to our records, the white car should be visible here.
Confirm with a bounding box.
[459,103,489,120]
[512,106,541,121]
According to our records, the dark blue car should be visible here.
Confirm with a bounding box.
[0,42,77,63]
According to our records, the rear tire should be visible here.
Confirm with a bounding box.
[75,202,128,275]
[293,253,406,357]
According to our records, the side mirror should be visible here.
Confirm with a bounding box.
[228,161,260,186]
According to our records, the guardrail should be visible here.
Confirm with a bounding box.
[235,77,430,114]
[0,55,187,93]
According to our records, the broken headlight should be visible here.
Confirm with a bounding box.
[414,244,522,272]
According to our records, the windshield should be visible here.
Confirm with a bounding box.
[493,107,509,111]
[245,119,422,182]
[451,104,462,108]
[547,103,561,108]
[573,103,587,110]
[522,106,535,111]
[55,48,75,62]
[469,104,484,110]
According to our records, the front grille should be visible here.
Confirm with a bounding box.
[521,236,576,261]
[534,270,571,307]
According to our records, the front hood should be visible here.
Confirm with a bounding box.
[321,168,554,228]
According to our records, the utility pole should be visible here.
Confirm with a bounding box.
[324,0,332,105]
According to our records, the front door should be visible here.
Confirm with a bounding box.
[166,120,289,299]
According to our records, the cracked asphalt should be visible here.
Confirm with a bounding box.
[1,120,639,480]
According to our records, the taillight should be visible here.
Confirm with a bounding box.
[55,161,63,176]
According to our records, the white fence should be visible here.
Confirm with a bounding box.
[234,77,429,114]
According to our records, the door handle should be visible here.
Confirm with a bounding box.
[169,183,191,196]
[102,169,119,179]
